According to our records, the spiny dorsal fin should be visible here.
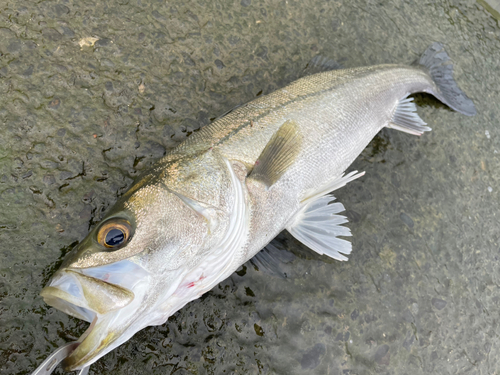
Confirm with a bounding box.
[249,119,302,187]
[301,55,342,77]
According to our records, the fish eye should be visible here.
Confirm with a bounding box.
[97,219,133,250]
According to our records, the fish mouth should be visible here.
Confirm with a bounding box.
[40,268,139,370]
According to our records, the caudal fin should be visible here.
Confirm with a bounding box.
[417,42,476,116]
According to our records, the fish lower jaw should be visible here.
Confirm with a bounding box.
[63,317,117,371]
[40,269,142,369]
[62,315,99,370]
[37,290,107,370]
[39,287,107,370]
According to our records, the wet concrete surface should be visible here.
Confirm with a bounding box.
[1,0,500,374]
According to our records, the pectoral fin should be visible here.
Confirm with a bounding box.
[248,119,302,188]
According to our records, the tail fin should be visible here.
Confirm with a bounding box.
[417,42,476,116]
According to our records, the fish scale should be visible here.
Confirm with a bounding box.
[204,66,437,260]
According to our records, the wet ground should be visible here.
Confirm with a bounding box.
[1,0,500,374]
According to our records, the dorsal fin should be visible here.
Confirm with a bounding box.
[301,55,342,77]
[248,119,302,188]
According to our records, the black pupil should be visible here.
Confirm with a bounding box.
[105,228,125,247]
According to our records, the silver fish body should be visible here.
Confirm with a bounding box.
[39,43,475,370]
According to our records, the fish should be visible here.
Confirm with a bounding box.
[39,42,475,370]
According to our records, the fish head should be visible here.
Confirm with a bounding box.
[40,151,240,370]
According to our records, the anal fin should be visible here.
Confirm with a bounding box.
[248,119,302,187]
[387,97,432,136]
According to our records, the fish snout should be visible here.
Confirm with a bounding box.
[41,269,135,322]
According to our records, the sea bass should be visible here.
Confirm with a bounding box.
[40,43,475,370]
